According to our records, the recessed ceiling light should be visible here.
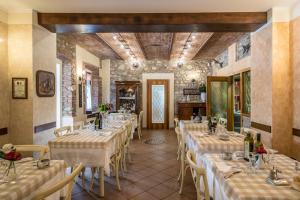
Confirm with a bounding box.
[120,44,124,49]
[191,35,196,40]
[113,35,117,40]
[187,44,192,48]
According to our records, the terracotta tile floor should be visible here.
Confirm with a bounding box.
[72,129,196,200]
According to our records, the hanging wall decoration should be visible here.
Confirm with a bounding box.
[36,70,55,97]
[12,78,28,99]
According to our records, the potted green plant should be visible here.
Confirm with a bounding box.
[199,83,206,102]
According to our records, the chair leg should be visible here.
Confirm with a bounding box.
[115,156,121,191]
[177,166,182,182]
[138,128,141,140]
[81,167,86,190]
[123,150,127,172]
[89,167,96,192]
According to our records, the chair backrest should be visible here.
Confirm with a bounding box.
[31,163,83,200]
[54,126,71,137]
[186,150,210,200]
[138,111,143,127]
[86,117,96,125]
[73,121,84,131]
[174,118,179,127]
[15,145,49,160]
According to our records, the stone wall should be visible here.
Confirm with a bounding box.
[57,34,77,116]
[110,60,212,114]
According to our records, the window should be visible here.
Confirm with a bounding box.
[86,72,92,112]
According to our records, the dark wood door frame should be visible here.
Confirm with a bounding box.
[38,12,267,33]
[147,79,169,129]
[207,76,233,131]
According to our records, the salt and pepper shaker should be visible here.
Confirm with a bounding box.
[269,166,281,180]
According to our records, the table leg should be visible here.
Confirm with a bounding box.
[99,167,104,197]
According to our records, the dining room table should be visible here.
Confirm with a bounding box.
[48,119,131,197]
[108,112,138,139]
[0,159,65,200]
[200,153,300,200]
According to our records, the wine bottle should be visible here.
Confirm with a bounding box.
[99,113,102,129]
[244,132,254,161]
[255,133,263,153]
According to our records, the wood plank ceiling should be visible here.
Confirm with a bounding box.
[94,32,246,62]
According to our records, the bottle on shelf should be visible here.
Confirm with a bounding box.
[244,132,254,161]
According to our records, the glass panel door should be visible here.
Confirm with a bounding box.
[233,74,241,132]
[207,76,233,131]
[152,85,165,123]
[147,79,169,129]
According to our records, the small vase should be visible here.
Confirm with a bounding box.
[200,92,206,102]
[255,154,265,169]
[3,161,17,181]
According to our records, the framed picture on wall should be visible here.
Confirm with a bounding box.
[36,70,55,97]
[12,78,28,99]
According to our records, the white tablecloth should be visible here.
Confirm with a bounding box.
[0,160,65,200]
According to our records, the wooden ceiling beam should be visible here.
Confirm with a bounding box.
[38,12,267,33]
[193,32,246,59]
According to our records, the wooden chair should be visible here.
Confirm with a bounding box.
[174,118,181,160]
[31,163,83,200]
[137,111,143,140]
[86,117,96,125]
[15,145,49,160]
[109,131,123,191]
[73,121,84,131]
[186,150,210,200]
[122,122,133,172]
[53,126,71,137]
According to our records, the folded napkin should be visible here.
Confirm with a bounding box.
[194,132,209,138]
[64,132,80,136]
[98,131,112,136]
[216,162,242,179]
[15,157,34,164]
[232,151,244,160]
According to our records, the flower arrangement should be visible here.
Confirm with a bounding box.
[199,83,206,93]
[98,103,113,113]
[0,144,22,179]
[255,145,267,154]
[0,144,22,161]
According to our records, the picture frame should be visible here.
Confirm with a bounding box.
[36,70,55,97]
[12,78,28,99]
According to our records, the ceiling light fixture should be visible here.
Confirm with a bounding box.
[114,33,138,63]
[176,33,196,67]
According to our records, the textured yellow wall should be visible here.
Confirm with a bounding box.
[272,22,293,156]
[0,21,9,145]
[32,18,57,145]
[291,16,300,160]
[8,24,34,145]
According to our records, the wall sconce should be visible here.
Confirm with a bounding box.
[67,85,77,92]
